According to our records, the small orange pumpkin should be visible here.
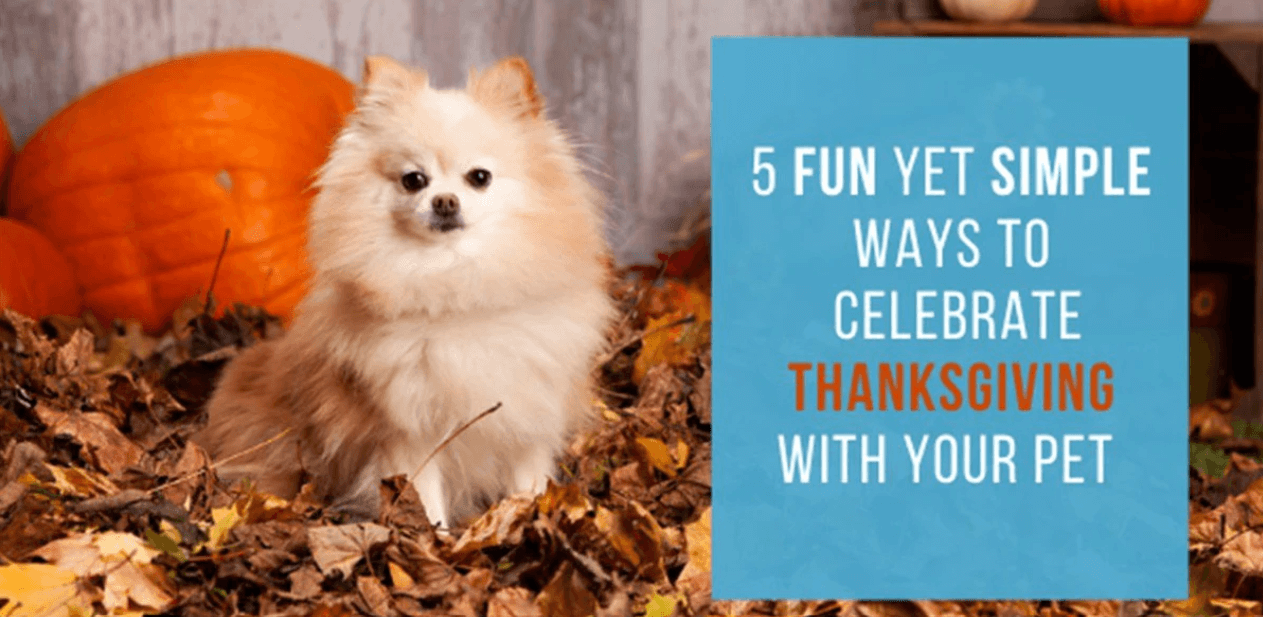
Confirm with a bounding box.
[7,48,355,332]
[1098,0,1211,26]
[0,218,83,319]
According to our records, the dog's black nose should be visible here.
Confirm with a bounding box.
[432,193,460,217]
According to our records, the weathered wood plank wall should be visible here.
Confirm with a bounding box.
[1,0,1259,262]
[0,0,880,263]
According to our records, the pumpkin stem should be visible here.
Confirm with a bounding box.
[204,229,231,316]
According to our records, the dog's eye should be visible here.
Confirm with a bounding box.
[401,171,428,193]
[465,168,492,189]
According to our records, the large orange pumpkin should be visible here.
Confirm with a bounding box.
[0,218,83,319]
[6,48,355,332]
[1098,0,1211,26]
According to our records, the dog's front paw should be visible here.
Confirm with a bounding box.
[510,447,557,497]
[412,465,450,530]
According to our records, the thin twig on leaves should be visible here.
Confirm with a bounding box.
[68,489,148,513]
[598,313,697,367]
[147,427,294,496]
[552,522,613,586]
[409,402,503,482]
[204,229,231,315]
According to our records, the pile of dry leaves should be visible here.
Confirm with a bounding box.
[1185,399,1263,616]
[0,251,1255,616]
[0,265,725,617]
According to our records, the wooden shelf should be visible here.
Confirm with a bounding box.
[872,19,1263,44]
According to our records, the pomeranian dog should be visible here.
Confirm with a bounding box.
[192,54,615,527]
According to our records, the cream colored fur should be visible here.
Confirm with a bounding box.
[191,55,614,527]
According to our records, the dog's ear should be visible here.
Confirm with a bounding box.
[362,55,426,93]
[467,56,543,120]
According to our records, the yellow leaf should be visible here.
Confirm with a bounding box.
[93,533,160,565]
[144,527,185,562]
[596,399,620,422]
[684,508,711,572]
[40,464,118,498]
[632,282,711,385]
[388,562,414,589]
[158,520,183,546]
[0,563,86,617]
[677,507,711,606]
[673,440,689,471]
[635,437,677,478]
[643,593,679,617]
[206,505,243,551]
[30,532,174,615]
[537,482,592,523]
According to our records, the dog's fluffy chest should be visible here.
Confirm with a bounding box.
[344,295,605,442]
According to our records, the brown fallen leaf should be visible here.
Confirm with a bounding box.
[32,531,175,615]
[1231,477,1263,529]
[597,500,667,581]
[310,602,361,617]
[1064,601,1122,617]
[34,403,144,475]
[1189,509,1223,549]
[284,565,325,600]
[609,461,653,503]
[1162,562,1229,616]
[2,442,45,484]
[379,476,434,538]
[393,555,462,602]
[247,547,294,572]
[535,561,597,617]
[53,328,95,376]
[1216,530,1263,576]
[0,481,27,514]
[855,601,922,617]
[156,440,211,507]
[633,364,684,425]
[487,587,542,617]
[450,496,535,561]
[1230,452,1263,474]
[677,506,711,611]
[711,600,766,616]
[39,463,119,498]
[1209,598,1263,617]
[357,575,396,617]
[691,365,712,425]
[1191,400,1234,440]
[309,522,392,578]
[911,602,968,617]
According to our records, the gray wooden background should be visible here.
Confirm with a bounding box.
[2,0,1261,263]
